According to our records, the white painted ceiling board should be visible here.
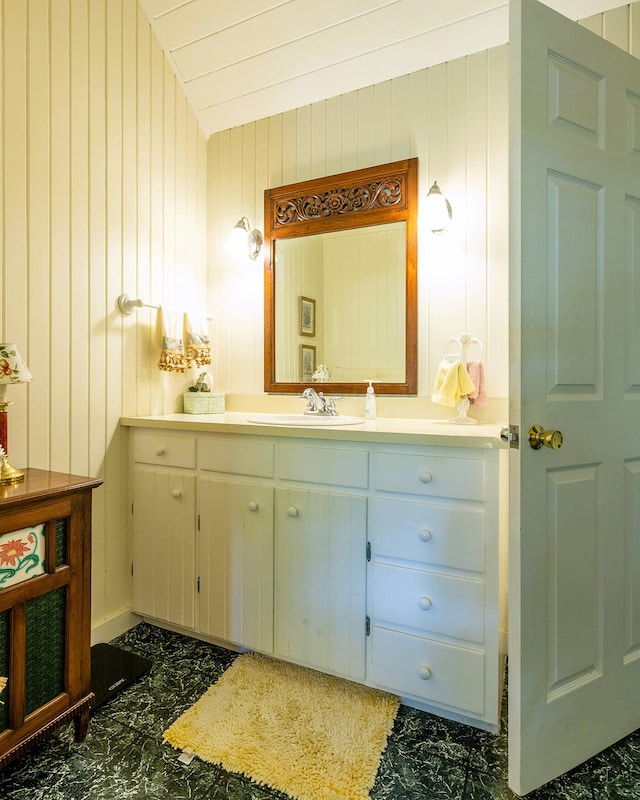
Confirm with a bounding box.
[138,0,630,137]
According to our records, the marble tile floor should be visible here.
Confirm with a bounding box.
[1,622,639,800]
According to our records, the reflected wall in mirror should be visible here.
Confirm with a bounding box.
[264,158,418,394]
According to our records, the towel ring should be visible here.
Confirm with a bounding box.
[443,335,483,365]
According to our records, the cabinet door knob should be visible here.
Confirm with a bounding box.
[418,596,432,611]
[155,447,166,456]
[418,665,432,680]
[248,501,259,512]
[418,529,432,542]
[419,470,432,484]
[287,506,299,518]
[171,489,182,499]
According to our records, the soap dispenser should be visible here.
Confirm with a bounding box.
[363,380,377,420]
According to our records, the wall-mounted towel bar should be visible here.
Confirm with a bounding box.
[117,294,214,320]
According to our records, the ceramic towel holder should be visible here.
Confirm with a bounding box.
[443,334,483,425]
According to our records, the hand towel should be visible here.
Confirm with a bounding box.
[185,311,212,367]
[158,307,187,372]
[467,361,489,408]
[432,359,476,408]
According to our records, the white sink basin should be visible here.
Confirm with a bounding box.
[247,413,365,427]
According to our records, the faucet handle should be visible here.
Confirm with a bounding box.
[326,396,342,414]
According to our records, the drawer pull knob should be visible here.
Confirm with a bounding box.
[155,447,166,456]
[419,471,432,484]
[287,506,299,518]
[418,529,432,542]
[418,665,432,680]
[418,596,432,611]
[171,489,182,499]
[248,501,259,512]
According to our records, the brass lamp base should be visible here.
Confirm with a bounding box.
[0,458,25,484]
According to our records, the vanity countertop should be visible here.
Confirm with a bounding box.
[120,412,507,449]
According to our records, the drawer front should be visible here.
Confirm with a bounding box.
[132,432,196,469]
[199,437,274,477]
[373,451,484,501]
[371,626,485,715]
[373,563,485,643]
[276,444,368,488]
[372,498,485,572]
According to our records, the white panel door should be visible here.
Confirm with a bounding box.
[132,465,196,629]
[198,477,274,653]
[274,487,367,681]
[510,0,640,794]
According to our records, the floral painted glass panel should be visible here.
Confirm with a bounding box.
[0,524,45,589]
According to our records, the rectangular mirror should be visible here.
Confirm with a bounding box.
[264,158,418,394]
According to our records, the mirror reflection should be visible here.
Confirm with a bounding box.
[274,223,406,384]
[264,157,418,394]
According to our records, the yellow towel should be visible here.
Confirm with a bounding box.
[432,359,475,408]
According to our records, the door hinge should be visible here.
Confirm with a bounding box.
[501,424,520,449]
[365,615,371,636]
[366,541,371,562]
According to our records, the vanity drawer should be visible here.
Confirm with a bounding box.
[373,563,484,643]
[371,626,485,715]
[372,497,485,572]
[373,451,484,501]
[276,444,368,489]
[132,432,196,469]
[199,437,274,478]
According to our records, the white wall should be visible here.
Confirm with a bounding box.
[0,0,207,634]
[1,0,636,634]
[206,2,640,419]
[207,48,511,416]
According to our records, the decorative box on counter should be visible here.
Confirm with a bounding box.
[183,392,225,414]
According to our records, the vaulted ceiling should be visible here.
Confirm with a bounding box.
[139,0,625,137]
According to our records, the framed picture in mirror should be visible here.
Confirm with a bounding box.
[299,296,316,337]
[300,344,316,382]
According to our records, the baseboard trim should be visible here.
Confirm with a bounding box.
[91,610,142,646]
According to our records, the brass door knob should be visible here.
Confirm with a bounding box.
[528,424,563,450]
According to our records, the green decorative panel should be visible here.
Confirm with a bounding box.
[25,588,66,715]
[0,610,8,731]
[55,518,67,567]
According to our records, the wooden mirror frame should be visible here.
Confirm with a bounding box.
[263,157,418,394]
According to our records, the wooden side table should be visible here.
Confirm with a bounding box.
[0,469,102,768]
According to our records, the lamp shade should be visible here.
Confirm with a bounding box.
[225,217,263,260]
[425,181,452,234]
[0,345,32,385]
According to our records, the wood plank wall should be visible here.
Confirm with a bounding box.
[207,2,640,413]
[0,0,207,632]
[0,1,636,633]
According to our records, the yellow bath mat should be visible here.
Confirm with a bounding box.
[163,652,400,800]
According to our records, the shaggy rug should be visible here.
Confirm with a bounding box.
[163,653,400,800]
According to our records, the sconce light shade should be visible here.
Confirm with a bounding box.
[226,217,264,260]
[0,344,32,484]
[425,181,452,234]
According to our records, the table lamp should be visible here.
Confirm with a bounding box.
[0,344,32,484]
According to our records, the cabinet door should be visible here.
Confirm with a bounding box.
[132,465,196,628]
[274,487,367,681]
[198,477,274,653]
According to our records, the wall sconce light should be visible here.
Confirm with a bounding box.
[0,344,32,484]
[425,181,452,234]
[226,217,263,260]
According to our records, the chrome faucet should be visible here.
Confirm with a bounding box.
[302,387,338,416]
